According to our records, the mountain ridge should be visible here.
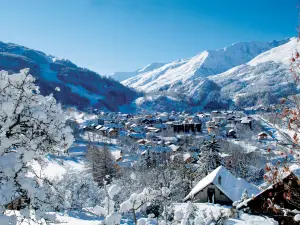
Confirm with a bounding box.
[124,38,297,111]
[122,38,290,93]
[0,41,137,112]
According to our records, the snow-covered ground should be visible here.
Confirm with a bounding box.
[172,203,278,225]
[12,110,289,225]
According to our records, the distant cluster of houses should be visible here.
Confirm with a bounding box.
[7,107,296,225]
[78,110,273,171]
[82,110,259,140]
[76,110,277,174]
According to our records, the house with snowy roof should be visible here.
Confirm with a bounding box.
[258,132,268,140]
[183,166,260,205]
[239,116,253,129]
[237,167,300,225]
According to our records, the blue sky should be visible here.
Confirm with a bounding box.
[0,0,297,74]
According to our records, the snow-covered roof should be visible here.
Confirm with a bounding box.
[161,137,178,143]
[111,150,122,161]
[169,144,181,152]
[129,132,145,139]
[99,126,109,131]
[184,166,260,202]
[108,128,117,133]
[95,125,102,130]
[240,117,251,124]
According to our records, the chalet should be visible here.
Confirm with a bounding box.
[224,123,235,133]
[128,132,146,140]
[212,117,227,125]
[95,125,103,130]
[130,124,143,133]
[237,171,300,225]
[227,116,237,124]
[105,123,124,131]
[227,129,237,138]
[258,132,268,140]
[136,139,151,145]
[207,125,221,136]
[206,121,215,128]
[184,166,260,205]
[169,144,182,152]
[141,118,155,124]
[144,126,160,133]
[125,122,132,129]
[99,126,109,135]
[108,128,119,137]
[183,153,194,163]
[239,117,253,130]
[161,137,179,144]
[111,150,122,162]
[224,110,234,116]
[211,110,223,117]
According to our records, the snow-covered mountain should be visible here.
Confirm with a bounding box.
[122,39,289,93]
[210,37,299,107]
[122,38,296,110]
[110,62,166,82]
[0,41,137,111]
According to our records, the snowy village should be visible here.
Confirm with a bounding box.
[1,1,300,225]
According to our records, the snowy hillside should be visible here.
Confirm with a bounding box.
[0,41,137,111]
[122,39,289,93]
[121,38,299,111]
[210,37,299,107]
[110,62,166,81]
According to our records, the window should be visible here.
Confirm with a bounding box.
[218,175,222,185]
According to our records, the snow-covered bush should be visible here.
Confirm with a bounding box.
[120,188,165,225]
[48,170,104,211]
[0,69,73,223]
[93,184,121,217]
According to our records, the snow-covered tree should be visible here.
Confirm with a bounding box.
[85,144,115,186]
[65,119,81,139]
[48,170,104,211]
[198,135,222,175]
[0,69,73,223]
[120,188,162,225]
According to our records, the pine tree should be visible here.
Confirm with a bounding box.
[85,144,115,186]
[144,149,157,169]
[198,135,222,175]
